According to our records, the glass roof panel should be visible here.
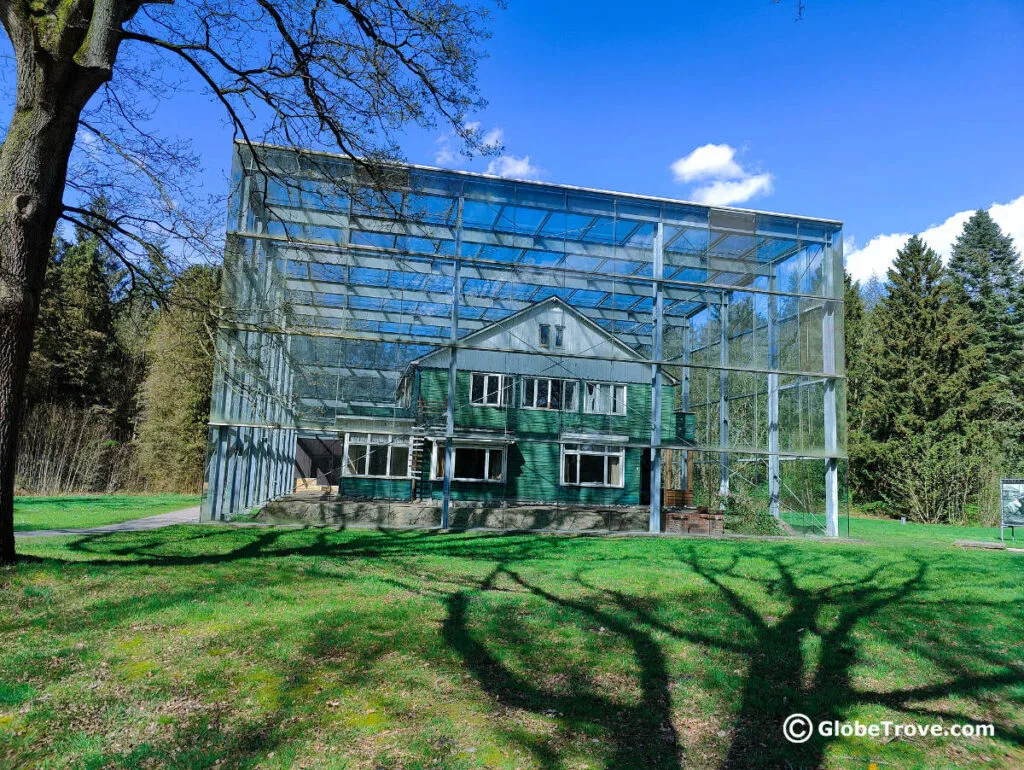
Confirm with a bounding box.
[309,263,347,283]
[461,200,501,229]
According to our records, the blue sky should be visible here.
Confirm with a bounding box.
[7,0,1022,281]
[404,0,1024,281]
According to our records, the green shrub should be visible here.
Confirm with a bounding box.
[723,494,784,536]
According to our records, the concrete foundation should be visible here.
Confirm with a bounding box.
[257,491,654,532]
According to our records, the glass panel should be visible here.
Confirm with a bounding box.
[434,444,444,478]
[455,447,486,479]
[580,454,605,484]
[367,444,389,476]
[389,445,409,476]
[487,449,503,480]
[613,385,626,414]
[608,455,622,486]
[486,376,500,405]
[523,378,536,407]
[471,374,484,404]
[564,381,577,411]
[549,379,562,410]
[347,444,367,475]
[563,452,578,484]
[537,379,549,408]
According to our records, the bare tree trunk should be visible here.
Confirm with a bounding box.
[0,1,124,564]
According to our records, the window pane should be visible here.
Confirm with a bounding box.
[580,454,605,484]
[549,380,562,410]
[487,449,503,480]
[523,378,536,407]
[555,326,564,347]
[471,375,484,404]
[537,379,549,408]
[613,386,626,414]
[607,455,622,486]
[564,381,577,411]
[434,444,445,477]
[486,376,500,404]
[389,445,409,476]
[539,324,550,346]
[368,444,389,476]
[563,452,578,484]
[347,444,367,475]
[455,447,486,479]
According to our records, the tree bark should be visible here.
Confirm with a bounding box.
[0,0,126,564]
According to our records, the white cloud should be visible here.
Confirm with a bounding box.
[692,173,774,207]
[845,194,1024,283]
[669,143,773,206]
[434,122,505,167]
[433,132,460,166]
[486,154,543,181]
[670,143,745,183]
[480,127,503,149]
[434,142,458,166]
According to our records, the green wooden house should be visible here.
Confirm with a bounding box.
[329,297,695,507]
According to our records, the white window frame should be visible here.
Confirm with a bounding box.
[560,444,625,488]
[521,377,578,412]
[469,372,508,407]
[342,433,412,479]
[583,381,628,416]
[430,441,506,483]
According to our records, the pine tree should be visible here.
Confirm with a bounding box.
[25,223,119,409]
[843,271,871,499]
[859,236,996,522]
[947,210,1024,453]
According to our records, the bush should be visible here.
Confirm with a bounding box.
[879,435,991,525]
[15,402,142,494]
[723,494,784,536]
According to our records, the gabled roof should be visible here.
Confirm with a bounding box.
[409,296,678,384]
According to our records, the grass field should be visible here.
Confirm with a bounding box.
[13,494,200,532]
[2,517,1022,769]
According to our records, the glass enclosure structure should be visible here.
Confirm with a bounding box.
[202,143,847,535]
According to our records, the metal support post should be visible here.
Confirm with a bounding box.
[718,295,730,508]
[768,271,781,519]
[649,223,664,533]
[442,194,464,529]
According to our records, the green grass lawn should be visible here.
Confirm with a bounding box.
[13,494,200,532]
[848,514,1009,546]
[2,521,1022,769]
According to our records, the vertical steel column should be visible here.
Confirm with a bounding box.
[206,426,229,521]
[718,295,730,507]
[649,222,665,533]
[680,319,691,495]
[823,279,839,537]
[441,194,464,529]
[768,271,781,519]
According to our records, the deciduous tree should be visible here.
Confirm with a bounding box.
[0,0,497,563]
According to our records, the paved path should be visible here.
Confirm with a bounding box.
[15,506,201,538]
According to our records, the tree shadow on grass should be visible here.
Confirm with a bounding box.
[440,563,682,769]
[11,527,1024,768]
